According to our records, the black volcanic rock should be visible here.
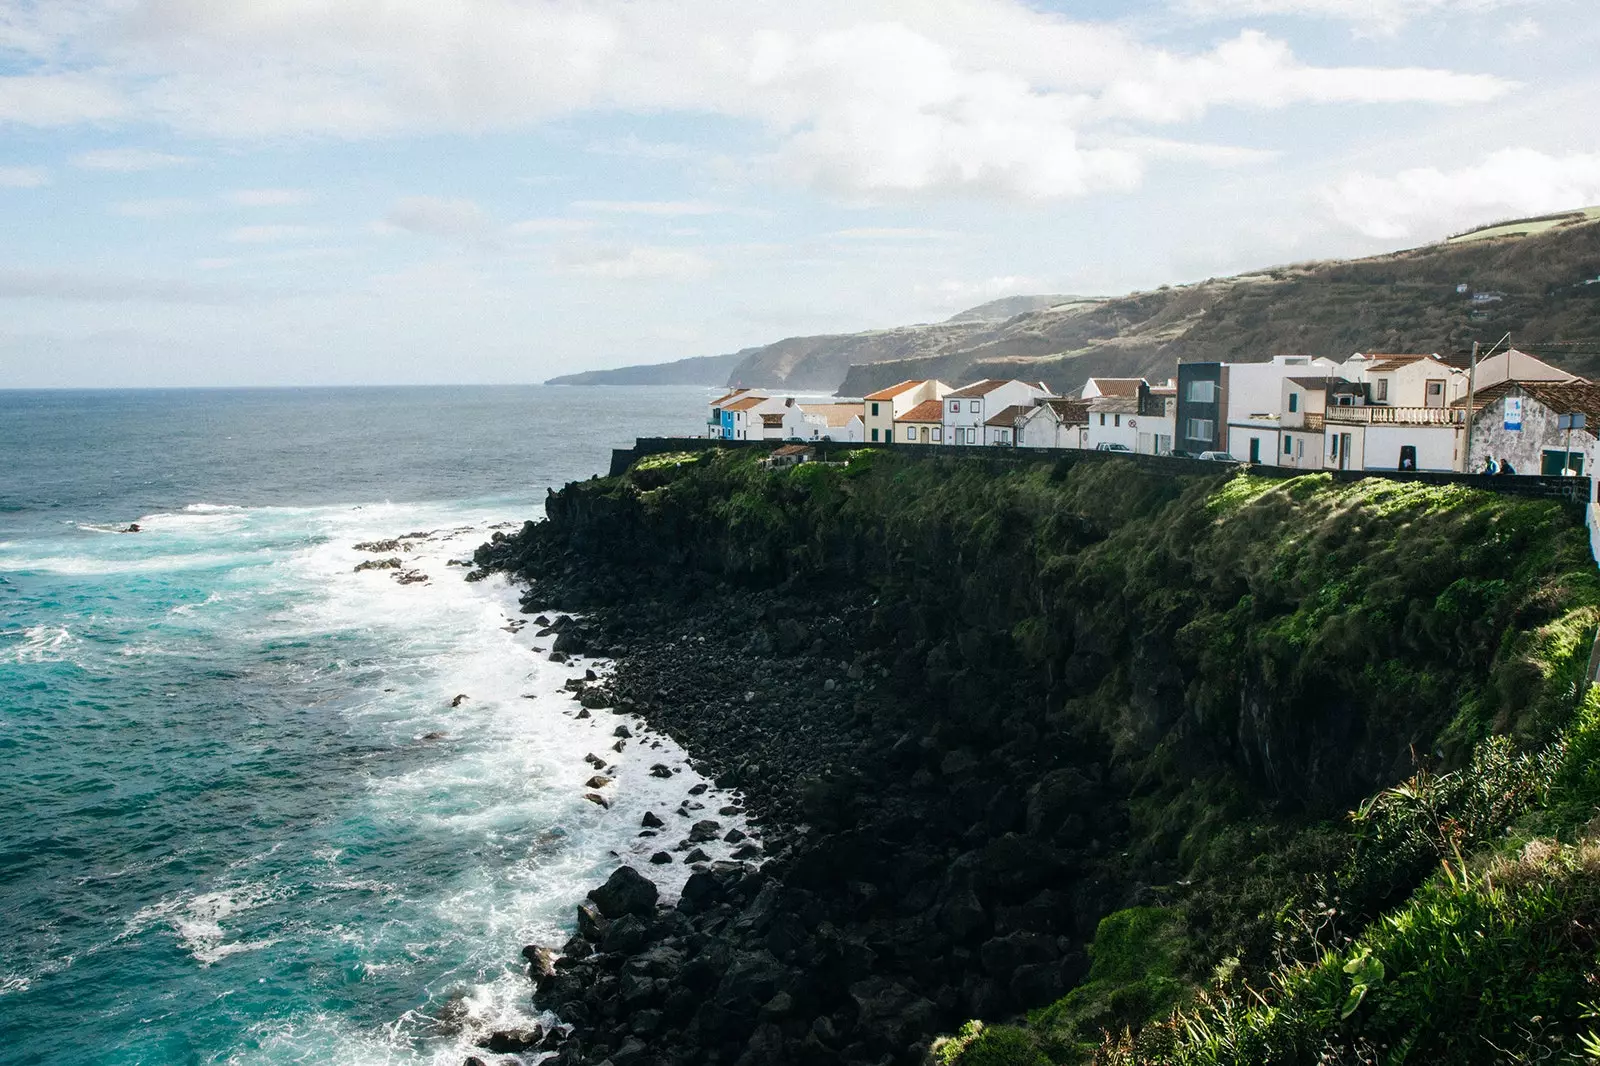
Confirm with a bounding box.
[588,865,659,919]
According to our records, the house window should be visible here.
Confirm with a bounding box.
[1284,437,1293,455]
[870,428,879,441]
[1114,414,1121,427]
[969,400,980,413]
[1185,418,1214,441]
[1375,379,1388,402]
[1187,380,1217,403]
[1099,413,1106,426]
[905,426,916,441]
[1288,393,1298,413]
[870,402,879,416]
[933,427,942,442]
[948,401,959,413]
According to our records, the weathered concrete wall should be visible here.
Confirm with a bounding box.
[1470,392,1596,475]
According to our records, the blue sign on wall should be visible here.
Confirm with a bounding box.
[1505,396,1522,431]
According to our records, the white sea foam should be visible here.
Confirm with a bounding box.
[102,496,754,1063]
[125,883,284,966]
[0,975,33,996]
[4,625,75,664]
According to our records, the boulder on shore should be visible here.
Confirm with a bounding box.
[587,865,659,918]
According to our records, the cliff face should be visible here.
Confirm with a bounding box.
[476,451,1600,1066]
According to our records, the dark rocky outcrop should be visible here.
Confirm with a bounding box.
[475,449,1597,1065]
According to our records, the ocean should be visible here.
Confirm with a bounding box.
[0,385,736,1066]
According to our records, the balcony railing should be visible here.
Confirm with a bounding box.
[1322,406,1464,426]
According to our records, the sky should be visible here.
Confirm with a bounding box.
[1,0,1598,387]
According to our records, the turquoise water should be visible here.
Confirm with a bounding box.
[0,387,742,1066]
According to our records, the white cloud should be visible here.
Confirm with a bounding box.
[225,224,324,243]
[1096,136,1281,167]
[0,166,49,188]
[1175,0,1529,33]
[0,267,253,304]
[0,1,1519,202]
[555,244,712,280]
[113,197,201,217]
[0,73,125,125]
[226,188,311,207]
[71,147,192,171]
[1320,148,1600,241]
[508,217,594,235]
[1504,16,1541,40]
[1091,31,1507,125]
[572,199,740,216]
[832,227,957,239]
[380,196,491,239]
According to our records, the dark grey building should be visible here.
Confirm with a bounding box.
[1176,362,1225,453]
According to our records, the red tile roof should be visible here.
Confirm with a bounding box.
[1361,354,1443,373]
[864,379,926,401]
[725,396,768,412]
[1084,377,1143,398]
[947,379,1009,398]
[1039,398,1091,423]
[985,404,1033,427]
[897,399,946,423]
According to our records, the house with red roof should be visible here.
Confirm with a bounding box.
[863,380,952,444]
[942,379,1054,446]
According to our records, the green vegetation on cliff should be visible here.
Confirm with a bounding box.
[484,447,1600,1063]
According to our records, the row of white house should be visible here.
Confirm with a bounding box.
[707,347,1600,477]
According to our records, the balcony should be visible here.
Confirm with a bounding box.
[1322,406,1464,427]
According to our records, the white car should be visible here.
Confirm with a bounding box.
[1094,442,1133,452]
[1197,450,1239,462]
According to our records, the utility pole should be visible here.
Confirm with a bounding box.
[1462,332,1512,472]
[1463,341,1480,472]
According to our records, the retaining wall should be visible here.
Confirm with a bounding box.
[609,437,1593,507]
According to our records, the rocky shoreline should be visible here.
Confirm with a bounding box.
[466,563,1132,1066]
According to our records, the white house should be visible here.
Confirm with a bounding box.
[1018,399,1090,450]
[755,399,814,440]
[708,388,758,438]
[863,380,952,444]
[798,403,866,442]
[983,405,1034,446]
[1223,355,1339,465]
[894,399,946,444]
[943,380,1053,446]
[1083,394,1140,450]
[722,394,780,440]
[1342,353,1466,409]
[1278,376,1365,470]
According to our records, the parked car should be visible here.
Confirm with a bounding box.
[1094,442,1133,452]
[1196,450,1239,462]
